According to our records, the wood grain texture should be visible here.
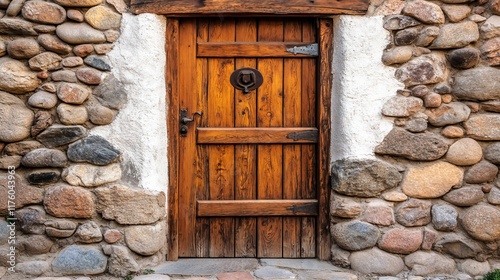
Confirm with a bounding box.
[198,200,318,216]
[197,127,318,144]
[130,0,369,16]
[197,42,317,57]
[166,18,179,261]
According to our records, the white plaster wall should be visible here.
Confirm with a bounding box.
[91,13,168,193]
[331,16,403,162]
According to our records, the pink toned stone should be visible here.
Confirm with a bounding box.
[104,229,123,243]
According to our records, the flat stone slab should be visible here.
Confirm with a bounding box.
[298,271,358,280]
[260,259,343,271]
[153,258,259,276]
[133,275,171,280]
[253,266,296,279]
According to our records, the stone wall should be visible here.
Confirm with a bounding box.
[331,0,500,277]
[0,0,166,278]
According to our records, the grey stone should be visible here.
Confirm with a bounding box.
[0,91,34,142]
[28,91,58,109]
[425,102,470,126]
[395,53,447,86]
[86,97,115,125]
[15,206,46,234]
[402,0,445,24]
[405,118,427,133]
[103,245,140,277]
[62,163,122,187]
[16,261,50,276]
[93,74,127,109]
[153,258,259,275]
[330,195,362,218]
[488,187,500,205]
[459,260,490,277]
[19,235,53,254]
[485,143,500,164]
[395,198,432,227]
[453,67,500,101]
[430,21,479,49]
[298,271,356,280]
[22,1,66,24]
[431,204,458,232]
[45,219,77,238]
[331,245,350,268]
[0,220,8,245]
[395,27,419,46]
[56,23,106,44]
[254,266,296,279]
[404,251,455,276]
[21,148,67,168]
[51,70,78,83]
[0,57,40,94]
[75,221,102,243]
[84,55,111,71]
[68,135,120,166]
[31,111,54,137]
[382,95,423,117]
[0,18,37,35]
[37,34,72,55]
[95,185,165,225]
[134,276,171,280]
[125,223,166,256]
[382,46,414,65]
[415,26,440,47]
[350,247,404,276]
[0,173,44,215]
[481,16,500,39]
[6,38,41,59]
[260,259,340,270]
[434,233,482,259]
[331,221,379,251]
[375,128,449,161]
[36,124,87,147]
[465,160,498,184]
[460,204,500,241]
[52,245,107,275]
[331,158,402,198]
[383,15,421,30]
[6,0,24,16]
[464,114,500,140]
[447,48,480,69]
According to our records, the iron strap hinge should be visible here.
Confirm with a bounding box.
[286,43,318,56]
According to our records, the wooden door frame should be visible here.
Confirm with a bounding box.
[166,17,333,260]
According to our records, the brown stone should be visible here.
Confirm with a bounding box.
[464,114,500,140]
[402,0,445,24]
[425,102,471,126]
[67,9,84,22]
[7,38,41,59]
[125,223,166,256]
[465,160,498,184]
[394,27,419,46]
[57,82,91,104]
[423,92,442,108]
[22,1,66,24]
[453,67,500,101]
[415,26,440,47]
[375,128,449,161]
[461,205,500,241]
[43,185,95,218]
[434,233,483,259]
[0,91,34,142]
[94,43,114,55]
[0,173,44,215]
[95,185,165,225]
[76,67,103,85]
[4,140,43,156]
[57,103,88,125]
[480,16,500,40]
[85,5,122,30]
[62,163,121,187]
[37,34,72,55]
[62,56,84,67]
[430,21,479,49]
[441,94,453,103]
[443,186,484,207]
[28,90,58,109]
[378,228,422,254]
[104,229,122,243]
[411,85,431,98]
[382,95,423,117]
[442,5,471,22]
[33,24,56,33]
[446,138,483,166]
[0,18,37,36]
[482,101,500,113]
[405,252,455,275]
[421,227,438,250]
[54,0,103,7]
[46,227,76,238]
[331,195,362,218]
[481,37,500,66]
[395,53,447,86]
[86,97,115,125]
[361,201,395,226]
[104,30,120,42]
[73,44,94,57]
[19,235,53,255]
[0,155,22,169]
[37,71,49,79]
[28,52,62,71]
[56,22,106,44]
[382,191,408,202]
[31,111,53,137]
[107,0,128,13]
[493,0,500,16]
[402,162,463,199]
[51,70,78,83]
[395,198,432,227]
[0,57,40,94]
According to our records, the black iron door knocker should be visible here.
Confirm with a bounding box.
[230,68,263,93]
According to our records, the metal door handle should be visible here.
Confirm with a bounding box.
[180,109,202,136]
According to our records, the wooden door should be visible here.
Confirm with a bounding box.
[167,18,332,260]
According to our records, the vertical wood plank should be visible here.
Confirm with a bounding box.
[166,18,180,261]
[317,18,333,260]
[301,19,317,258]
[177,18,198,257]
[207,18,236,257]
[257,18,284,258]
[282,19,302,258]
[234,18,258,258]
[194,19,210,258]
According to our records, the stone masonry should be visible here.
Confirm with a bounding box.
[330,0,500,277]
[0,0,166,278]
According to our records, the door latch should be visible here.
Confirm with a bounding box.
[180,109,202,137]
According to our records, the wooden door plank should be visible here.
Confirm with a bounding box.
[317,18,333,260]
[197,42,317,58]
[130,0,369,16]
[301,20,317,258]
[282,19,303,259]
[197,127,318,144]
[257,19,284,258]
[198,200,318,216]
[166,18,180,261]
[234,18,257,258]
[194,19,210,258]
[178,18,198,257]
[207,18,236,258]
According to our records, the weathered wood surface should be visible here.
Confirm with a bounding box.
[197,42,317,58]
[197,127,318,144]
[131,0,369,16]
[197,200,319,216]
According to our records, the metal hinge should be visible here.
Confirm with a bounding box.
[286,43,318,56]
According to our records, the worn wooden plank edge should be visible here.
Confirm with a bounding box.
[197,199,318,217]
[197,127,318,144]
[197,42,317,58]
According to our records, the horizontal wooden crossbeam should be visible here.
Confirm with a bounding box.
[197,199,318,217]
